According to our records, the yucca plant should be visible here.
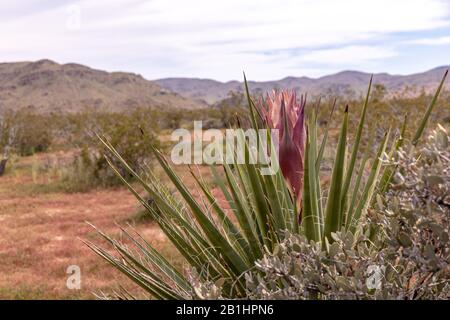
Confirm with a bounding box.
[85,71,447,299]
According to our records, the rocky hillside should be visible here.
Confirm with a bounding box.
[155,66,450,104]
[0,59,202,113]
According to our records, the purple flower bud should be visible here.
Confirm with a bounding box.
[259,90,306,203]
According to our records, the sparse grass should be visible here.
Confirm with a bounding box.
[0,153,184,299]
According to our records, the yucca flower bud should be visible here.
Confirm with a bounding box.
[259,90,306,203]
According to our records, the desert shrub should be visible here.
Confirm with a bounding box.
[244,126,449,300]
[0,109,53,156]
[314,89,450,154]
[0,111,14,149]
[57,108,161,191]
[148,108,227,130]
[1,109,53,176]
[162,109,183,129]
[13,111,53,156]
[53,149,102,192]
[1,153,20,176]
[214,91,248,127]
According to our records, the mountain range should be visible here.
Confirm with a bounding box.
[155,66,450,105]
[0,59,200,113]
[0,59,448,113]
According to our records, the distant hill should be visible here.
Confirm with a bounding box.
[0,59,203,113]
[155,67,450,104]
[1,60,447,112]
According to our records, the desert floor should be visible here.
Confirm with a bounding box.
[0,152,181,299]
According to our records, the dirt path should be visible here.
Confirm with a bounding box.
[0,170,170,299]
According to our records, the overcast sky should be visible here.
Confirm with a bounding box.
[1,0,450,81]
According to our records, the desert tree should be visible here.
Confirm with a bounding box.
[0,113,17,176]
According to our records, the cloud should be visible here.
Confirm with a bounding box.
[0,0,449,80]
[405,36,450,45]
[296,46,398,65]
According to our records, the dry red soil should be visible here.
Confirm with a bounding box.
[0,161,172,299]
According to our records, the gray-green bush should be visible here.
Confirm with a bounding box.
[203,126,450,299]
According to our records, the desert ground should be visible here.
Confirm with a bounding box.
[0,152,179,299]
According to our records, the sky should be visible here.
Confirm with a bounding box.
[1,0,450,81]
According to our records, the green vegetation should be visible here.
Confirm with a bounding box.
[0,70,448,299]
[0,107,229,191]
[85,71,449,299]
[246,125,449,299]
